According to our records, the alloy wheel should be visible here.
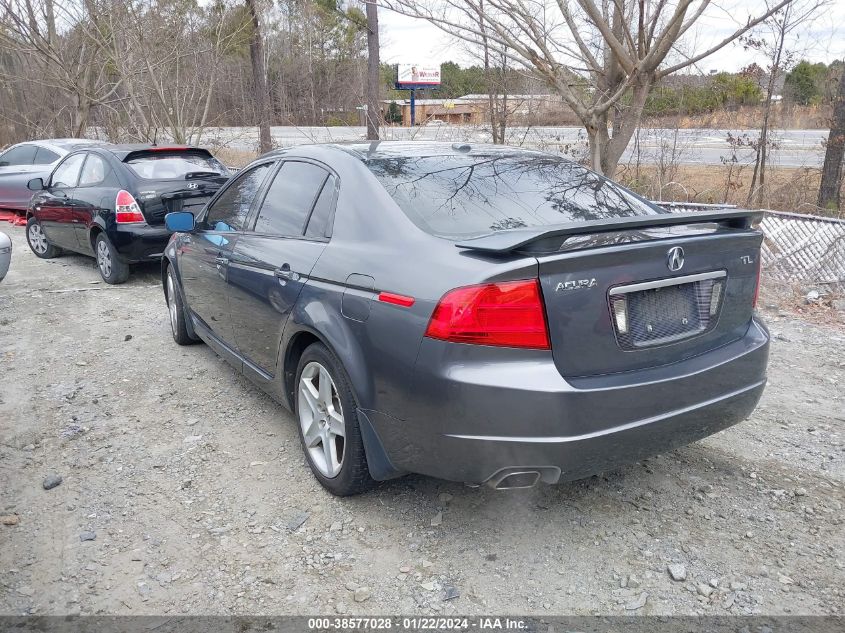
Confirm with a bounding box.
[97,240,112,278]
[28,223,48,254]
[298,361,345,478]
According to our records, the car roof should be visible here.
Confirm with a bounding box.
[263,141,548,163]
[5,138,104,154]
[45,138,103,150]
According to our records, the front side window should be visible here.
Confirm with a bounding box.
[204,162,272,232]
[51,153,87,189]
[253,161,329,236]
[78,155,109,187]
[0,144,37,167]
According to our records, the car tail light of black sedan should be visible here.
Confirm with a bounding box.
[161,141,769,496]
[25,144,230,283]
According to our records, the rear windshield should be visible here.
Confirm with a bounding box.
[365,153,665,238]
[125,151,229,180]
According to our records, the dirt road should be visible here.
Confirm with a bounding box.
[1,225,843,616]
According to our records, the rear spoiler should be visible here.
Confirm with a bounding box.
[455,209,763,254]
[122,147,212,163]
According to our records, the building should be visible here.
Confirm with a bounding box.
[381,93,573,126]
[381,98,486,126]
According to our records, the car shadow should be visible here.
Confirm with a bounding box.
[345,437,801,534]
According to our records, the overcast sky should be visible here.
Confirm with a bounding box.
[377,3,845,75]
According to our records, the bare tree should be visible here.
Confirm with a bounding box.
[365,0,379,140]
[744,0,825,207]
[0,0,123,136]
[90,0,240,144]
[384,0,798,176]
[818,65,845,211]
[246,0,272,153]
[472,0,511,144]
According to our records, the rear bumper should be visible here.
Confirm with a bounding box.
[370,318,770,484]
[109,224,171,262]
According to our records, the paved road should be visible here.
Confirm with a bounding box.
[200,126,829,167]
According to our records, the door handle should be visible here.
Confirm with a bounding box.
[274,264,299,281]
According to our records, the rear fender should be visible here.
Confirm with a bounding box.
[280,294,400,481]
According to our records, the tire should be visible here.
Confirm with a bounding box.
[26,217,60,259]
[294,342,375,496]
[95,233,130,284]
[165,265,198,345]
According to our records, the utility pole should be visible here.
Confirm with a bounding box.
[365,0,380,140]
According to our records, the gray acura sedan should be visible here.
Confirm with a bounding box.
[161,142,769,496]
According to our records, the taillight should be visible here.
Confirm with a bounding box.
[115,190,145,224]
[753,257,762,308]
[425,279,550,349]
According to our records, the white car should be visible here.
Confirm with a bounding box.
[0,231,10,282]
[0,139,100,212]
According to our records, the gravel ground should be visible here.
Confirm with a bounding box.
[1,224,843,617]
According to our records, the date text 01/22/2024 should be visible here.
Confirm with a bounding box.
[306,617,529,630]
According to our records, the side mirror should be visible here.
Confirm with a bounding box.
[27,178,44,191]
[165,211,195,233]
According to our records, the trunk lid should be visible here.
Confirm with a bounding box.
[123,147,230,225]
[536,228,762,377]
[134,175,228,225]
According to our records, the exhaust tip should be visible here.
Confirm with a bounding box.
[484,466,562,490]
[488,470,541,490]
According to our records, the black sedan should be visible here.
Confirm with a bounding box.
[162,142,768,496]
[25,144,230,283]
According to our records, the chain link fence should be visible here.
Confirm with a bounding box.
[656,202,845,288]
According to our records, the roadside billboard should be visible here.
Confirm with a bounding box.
[396,64,441,88]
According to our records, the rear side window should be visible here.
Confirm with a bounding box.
[33,147,59,165]
[365,154,665,238]
[253,161,329,236]
[125,151,229,180]
[305,175,337,239]
[78,155,112,187]
[51,153,86,188]
[204,163,272,232]
[0,144,37,166]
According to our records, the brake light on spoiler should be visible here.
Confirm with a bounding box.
[115,190,145,224]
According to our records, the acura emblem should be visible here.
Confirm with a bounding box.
[667,246,684,272]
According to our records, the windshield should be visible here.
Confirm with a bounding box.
[365,153,665,238]
[125,152,229,180]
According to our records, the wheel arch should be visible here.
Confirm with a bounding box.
[88,224,104,251]
[161,254,198,340]
[281,320,401,482]
[281,307,374,414]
